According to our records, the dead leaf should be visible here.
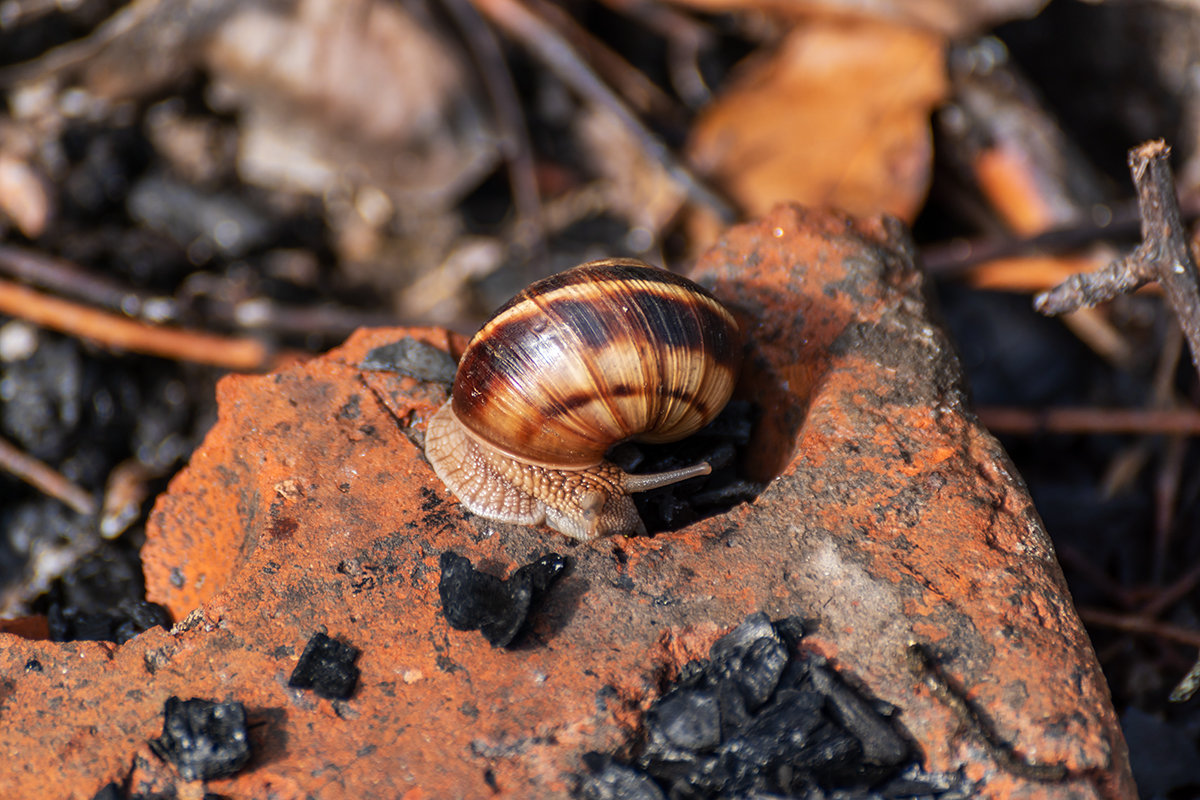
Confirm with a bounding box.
[687,19,947,223]
[659,0,1048,37]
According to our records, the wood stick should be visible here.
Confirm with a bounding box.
[470,0,735,222]
[0,435,95,515]
[1035,140,1200,379]
[0,278,275,370]
[977,405,1200,436]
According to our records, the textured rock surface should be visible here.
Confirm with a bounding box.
[0,206,1133,799]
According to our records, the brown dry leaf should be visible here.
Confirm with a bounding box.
[658,0,1047,37]
[687,19,947,223]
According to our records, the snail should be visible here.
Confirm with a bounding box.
[424,258,742,541]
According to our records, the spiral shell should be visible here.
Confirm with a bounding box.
[424,258,742,540]
[452,259,740,466]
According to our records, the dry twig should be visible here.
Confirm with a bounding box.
[977,406,1200,436]
[0,244,147,315]
[0,435,95,516]
[0,244,396,337]
[1035,140,1200,378]
[441,0,543,249]
[1080,606,1200,649]
[470,0,735,222]
[0,278,279,370]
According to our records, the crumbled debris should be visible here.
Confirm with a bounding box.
[149,697,251,782]
[47,597,169,644]
[439,551,568,647]
[288,632,361,700]
[361,337,458,384]
[580,613,971,800]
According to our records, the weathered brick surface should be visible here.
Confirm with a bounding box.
[0,206,1134,799]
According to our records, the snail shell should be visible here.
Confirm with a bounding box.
[424,258,741,540]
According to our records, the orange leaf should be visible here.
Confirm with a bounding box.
[687,19,947,222]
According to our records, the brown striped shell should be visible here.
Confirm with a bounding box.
[424,258,742,540]
[451,259,740,467]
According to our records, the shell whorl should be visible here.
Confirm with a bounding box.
[450,258,741,469]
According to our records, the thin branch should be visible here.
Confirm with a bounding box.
[1080,606,1200,649]
[0,244,396,337]
[0,435,95,515]
[441,0,544,250]
[596,0,715,108]
[528,0,685,121]
[1035,140,1200,379]
[0,243,147,315]
[0,0,162,88]
[920,197,1147,277]
[0,278,280,370]
[469,0,736,223]
[977,405,1200,436]
[1140,558,1200,619]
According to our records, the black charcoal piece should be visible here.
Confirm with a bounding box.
[90,783,122,800]
[48,599,170,644]
[361,337,457,383]
[715,677,752,738]
[780,720,863,780]
[288,632,361,700]
[114,600,173,644]
[876,762,973,798]
[688,479,765,508]
[438,551,568,647]
[580,754,668,800]
[810,663,908,767]
[739,687,826,750]
[512,552,571,596]
[709,612,779,666]
[733,635,789,709]
[648,689,721,751]
[149,697,250,782]
[600,612,967,800]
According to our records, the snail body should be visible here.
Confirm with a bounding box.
[425,258,741,541]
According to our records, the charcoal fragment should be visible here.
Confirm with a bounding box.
[649,689,721,751]
[581,754,668,800]
[689,479,765,508]
[810,664,908,767]
[48,598,170,644]
[710,612,779,664]
[438,551,568,647]
[740,688,826,750]
[782,720,863,782]
[623,399,761,532]
[90,783,122,800]
[580,613,969,800]
[715,677,752,737]
[149,696,250,781]
[736,636,789,709]
[288,632,361,700]
[361,337,457,383]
